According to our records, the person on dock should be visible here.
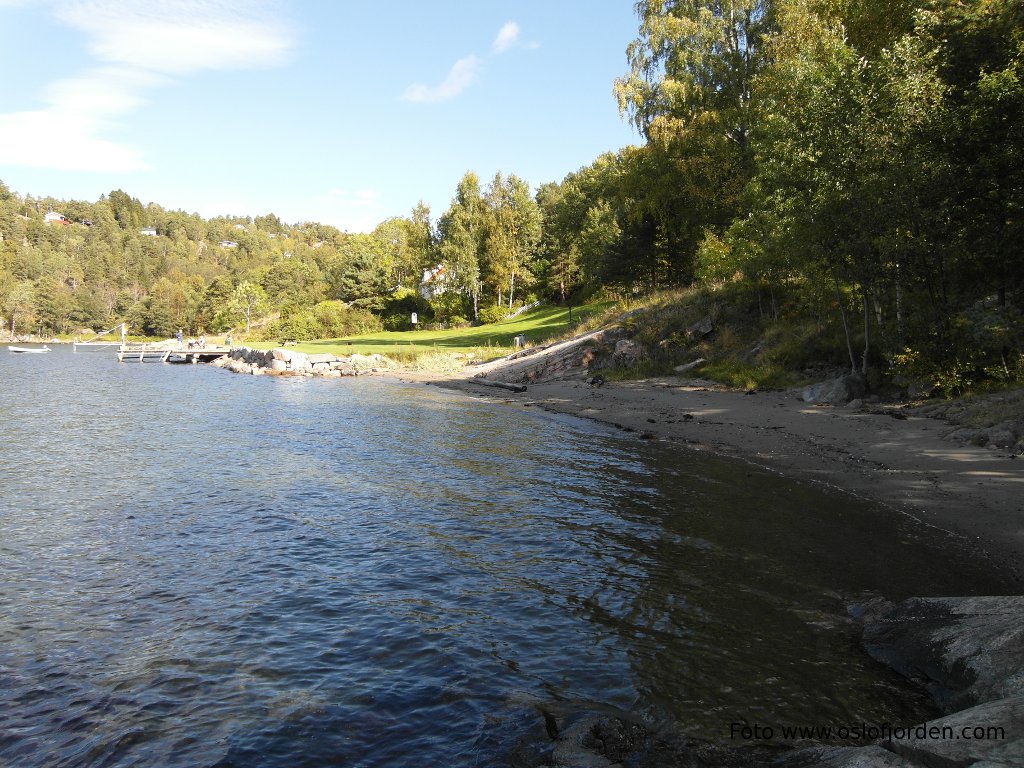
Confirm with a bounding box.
[198,333,206,349]
[176,329,184,349]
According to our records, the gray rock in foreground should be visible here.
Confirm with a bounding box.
[802,374,867,405]
[801,596,1024,768]
[861,596,1024,711]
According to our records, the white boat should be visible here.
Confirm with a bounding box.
[8,346,51,354]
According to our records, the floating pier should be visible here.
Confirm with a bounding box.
[117,344,231,364]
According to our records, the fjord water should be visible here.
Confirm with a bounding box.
[0,347,1012,767]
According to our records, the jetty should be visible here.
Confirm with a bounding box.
[117,344,231,363]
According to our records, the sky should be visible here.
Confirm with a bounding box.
[0,0,641,232]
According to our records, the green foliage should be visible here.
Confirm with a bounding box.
[379,288,434,331]
[428,291,467,326]
[260,301,383,341]
[477,304,510,325]
[1,0,1021,388]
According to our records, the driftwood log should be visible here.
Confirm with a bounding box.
[472,378,527,393]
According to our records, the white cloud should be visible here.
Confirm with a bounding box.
[55,0,293,74]
[0,67,161,171]
[0,0,293,171]
[0,109,149,172]
[401,55,481,104]
[492,21,519,54]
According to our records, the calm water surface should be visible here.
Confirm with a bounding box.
[0,346,1015,767]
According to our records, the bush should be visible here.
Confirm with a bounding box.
[313,300,381,337]
[257,301,382,341]
[260,310,318,341]
[429,291,468,324]
[477,304,510,324]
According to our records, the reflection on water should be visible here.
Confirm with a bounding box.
[0,347,1014,767]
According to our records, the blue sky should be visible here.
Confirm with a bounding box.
[0,0,640,232]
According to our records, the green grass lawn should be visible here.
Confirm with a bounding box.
[248,301,614,360]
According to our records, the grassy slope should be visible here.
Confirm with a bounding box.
[247,301,615,360]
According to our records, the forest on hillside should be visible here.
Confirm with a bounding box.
[2,0,1021,390]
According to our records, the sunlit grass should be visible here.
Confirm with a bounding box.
[246,301,615,363]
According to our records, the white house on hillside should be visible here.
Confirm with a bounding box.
[418,265,447,299]
[140,226,158,236]
[44,211,69,225]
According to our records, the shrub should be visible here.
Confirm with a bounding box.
[428,291,468,324]
[478,304,509,324]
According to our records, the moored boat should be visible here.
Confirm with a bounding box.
[8,346,51,354]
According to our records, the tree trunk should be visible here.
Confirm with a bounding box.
[833,272,857,373]
[861,289,870,377]
[895,263,904,348]
[509,272,515,309]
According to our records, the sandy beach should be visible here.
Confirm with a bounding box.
[408,369,1024,580]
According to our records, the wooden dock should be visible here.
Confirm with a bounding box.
[117,344,231,364]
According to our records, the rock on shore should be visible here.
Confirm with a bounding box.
[504,598,1024,767]
[211,346,397,377]
[796,596,1024,768]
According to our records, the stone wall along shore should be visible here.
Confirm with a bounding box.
[211,346,397,377]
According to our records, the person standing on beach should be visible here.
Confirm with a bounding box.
[176,329,184,349]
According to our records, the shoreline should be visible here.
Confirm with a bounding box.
[399,369,1024,766]
[402,369,1024,582]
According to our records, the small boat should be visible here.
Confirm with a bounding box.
[8,346,51,354]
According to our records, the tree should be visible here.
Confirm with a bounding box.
[436,172,486,319]
[327,234,390,302]
[231,281,268,334]
[482,173,542,308]
[107,189,145,231]
[616,0,774,155]
[402,201,434,288]
[614,1,774,283]
[1,278,35,336]
[745,0,948,372]
[261,259,325,309]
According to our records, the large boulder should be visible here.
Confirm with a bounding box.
[613,338,647,364]
[685,314,714,339]
[883,696,1024,768]
[802,374,866,405]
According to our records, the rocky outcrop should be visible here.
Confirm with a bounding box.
[814,596,1024,768]
[211,346,396,377]
[509,597,1024,768]
[910,390,1024,454]
[860,596,1024,711]
[509,701,777,768]
[473,328,627,385]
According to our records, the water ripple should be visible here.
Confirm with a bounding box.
[0,348,1015,766]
